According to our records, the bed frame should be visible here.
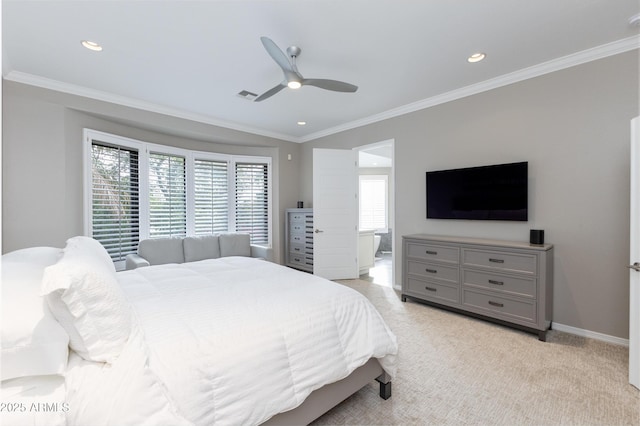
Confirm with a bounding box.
[263,358,391,425]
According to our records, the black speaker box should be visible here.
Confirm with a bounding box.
[530,229,544,245]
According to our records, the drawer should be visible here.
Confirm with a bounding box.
[289,242,307,255]
[407,260,458,285]
[289,254,313,268]
[289,212,307,222]
[290,222,306,233]
[462,270,536,298]
[462,289,536,322]
[290,234,306,244]
[406,242,459,264]
[462,249,536,275]
[406,277,459,304]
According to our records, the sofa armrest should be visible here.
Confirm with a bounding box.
[250,245,273,262]
[125,254,150,270]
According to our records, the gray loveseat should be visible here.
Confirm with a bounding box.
[125,233,272,270]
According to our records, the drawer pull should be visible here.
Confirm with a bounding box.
[425,250,438,255]
[488,279,504,286]
[489,258,505,264]
[425,268,438,274]
[488,301,504,307]
[425,286,437,292]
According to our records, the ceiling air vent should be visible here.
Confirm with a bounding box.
[237,90,258,101]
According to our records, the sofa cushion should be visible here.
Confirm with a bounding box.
[138,237,185,265]
[219,233,251,257]
[183,235,221,262]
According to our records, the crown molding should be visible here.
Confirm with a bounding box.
[299,35,640,143]
[3,71,299,143]
[4,35,639,144]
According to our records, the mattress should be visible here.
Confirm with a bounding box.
[65,257,397,425]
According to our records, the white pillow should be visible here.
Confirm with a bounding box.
[1,247,69,381]
[41,236,132,363]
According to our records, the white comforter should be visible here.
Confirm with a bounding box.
[66,257,397,426]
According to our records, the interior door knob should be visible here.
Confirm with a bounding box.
[314,229,323,233]
[629,262,640,272]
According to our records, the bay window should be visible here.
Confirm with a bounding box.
[84,129,271,268]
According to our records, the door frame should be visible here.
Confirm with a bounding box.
[355,139,397,288]
[630,116,639,390]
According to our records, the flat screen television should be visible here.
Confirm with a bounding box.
[426,161,528,221]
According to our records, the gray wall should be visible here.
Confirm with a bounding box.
[2,81,303,263]
[300,51,639,339]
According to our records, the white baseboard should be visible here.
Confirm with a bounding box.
[552,322,629,347]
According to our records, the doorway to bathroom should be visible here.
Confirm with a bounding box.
[357,140,394,287]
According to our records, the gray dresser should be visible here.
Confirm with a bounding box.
[402,234,553,340]
[285,208,314,272]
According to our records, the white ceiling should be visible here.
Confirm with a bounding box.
[3,1,639,143]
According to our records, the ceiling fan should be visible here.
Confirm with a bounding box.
[254,36,358,102]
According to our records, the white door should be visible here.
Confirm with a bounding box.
[630,116,640,390]
[313,148,358,280]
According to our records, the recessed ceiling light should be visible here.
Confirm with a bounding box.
[467,53,486,63]
[297,121,306,126]
[81,40,103,51]
[288,81,302,89]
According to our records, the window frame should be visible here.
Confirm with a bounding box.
[358,174,389,233]
[233,158,271,246]
[83,129,272,268]
[190,154,231,236]
[148,149,188,239]
[87,140,142,263]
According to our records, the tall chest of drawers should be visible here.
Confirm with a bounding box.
[402,234,554,341]
[285,208,314,272]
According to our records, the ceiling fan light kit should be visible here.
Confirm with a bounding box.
[254,36,358,102]
[81,40,103,51]
[467,52,486,63]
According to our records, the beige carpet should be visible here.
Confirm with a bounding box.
[312,279,640,426]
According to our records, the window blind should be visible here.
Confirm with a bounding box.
[86,130,273,265]
[91,143,140,261]
[235,162,269,244]
[359,176,388,231]
[194,158,229,235]
[149,153,187,238]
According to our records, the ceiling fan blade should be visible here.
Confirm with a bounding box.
[303,78,358,93]
[254,83,286,102]
[260,36,295,74]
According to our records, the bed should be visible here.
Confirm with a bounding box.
[1,237,398,425]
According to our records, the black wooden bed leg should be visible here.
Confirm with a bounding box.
[378,380,391,400]
[376,371,392,400]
